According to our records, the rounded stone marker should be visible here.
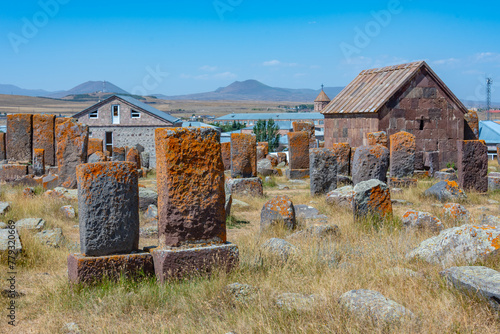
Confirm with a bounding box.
[76,162,139,256]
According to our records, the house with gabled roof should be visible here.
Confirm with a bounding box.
[73,94,182,167]
[321,61,475,167]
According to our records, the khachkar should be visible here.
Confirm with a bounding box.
[153,127,239,282]
[286,131,310,179]
[67,161,154,284]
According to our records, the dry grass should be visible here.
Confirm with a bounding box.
[2,166,500,333]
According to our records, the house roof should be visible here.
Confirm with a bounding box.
[242,121,293,131]
[321,61,468,115]
[215,112,324,121]
[314,90,331,102]
[73,95,181,124]
[479,121,500,144]
[181,121,218,129]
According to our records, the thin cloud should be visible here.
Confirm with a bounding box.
[200,65,218,72]
[433,58,460,65]
[263,60,298,67]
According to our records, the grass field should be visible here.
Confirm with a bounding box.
[1,164,500,333]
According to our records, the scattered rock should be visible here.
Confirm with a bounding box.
[35,228,65,248]
[63,322,82,334]
[406,224,500,267]
[392,199,413,206]
[144,204,158,223]
[423,180,467,202]
[225,283,259,303]
[264,176,272,183]
[391,187,403,194]
[326,186,355,209]
[139,224,158,238]
[402,210,443,232]
[0,202,11,215]
[260,238,297,262]
[0,228,22,252]
[440,266,500,310]
[15,218,45,231]
[434,171,458,182]
[139,188,158,211]
[442,203,473,223]
[226,177,264,197]
[339,289,414,324]
[353,179,392,220]
[60,205,76,219]
[261,196,296,231]
[479,215,500,226]
[287,225,339,240]
[275,293,323,311]
[294,205,329,224]
[288,179,307,185]
[23,187,36,197]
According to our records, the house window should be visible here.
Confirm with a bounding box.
[131,110,141,118]
[89,110,98,119]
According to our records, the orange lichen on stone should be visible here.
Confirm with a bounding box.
[331,142,351,175]
[0,164,28,182]
[33,114,56,166]
[366,131,388,147]
[445,180,464,194]
[6,114,33,162]
[367,185,393,218]
[266,154,278,167]
[126,147,141,169]
[258,142,269,156]
[277,152,287,165]
[221,142,231,170]
[231,133,257,178]
[55,118,89,188]
[292,122,314,139]
[464,110,479,139]
[287,131,310,170]
[155,127,226,247]
[87,138,103,157]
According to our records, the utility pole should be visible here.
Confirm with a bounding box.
[486,77,492,120]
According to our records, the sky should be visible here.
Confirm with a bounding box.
[1,0,499,101]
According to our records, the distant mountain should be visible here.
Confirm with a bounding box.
[157,80,345,102]
[0,84,55,97]
[48,81,130,98]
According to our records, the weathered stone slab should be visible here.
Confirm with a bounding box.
[126,147,141,169]
[326,186,355,209]
[388,177,417,188]
[277,152,287,165]
[407,224,500,267]
[56,119,88,189]
[16,218,45,231]
[286,169,309,180]
[140,152,150,168]
[434,171,457,181]
[226,177,263,197]
[339,289,414,324]
[112,147,126,161]
[440,266,500,310]
[366,131,387,147]
[6,114,32,162]
[221,142,231,170]
[266,154,278,167]
[292,122,316,148]
[424,151,439,176]
[390,131,416,178]
[457,140,488,192]
[310,148,337,196]
[33,148,45,176]
[287,132,309,169]
[67,252,154,284]
[152,243,239,283]
[139,188,158,210]
[352,145,389,185]
[353,179,392,220]
[230,133,257,178]
[402,210,443,232]
[489,175,500,191]
[77,162,139,256]
[0,132,5,160]
[33,114,55,166]
[257,141,269,161]
[261,195,296,231]
[424,180,466,202]
[0,164,28,182]
[42,174,59,189]
[156,127,226,247]
[330,142,350,175]
[35,228,64,248]
[88,151,107,163]
[464,110,479,139]
[87,138,103,157]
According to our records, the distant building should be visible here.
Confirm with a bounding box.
[479,121,500,159]
[321,61,474,166]
[314,85,331,112]
[214,112,325,129]
[73,94,181,167]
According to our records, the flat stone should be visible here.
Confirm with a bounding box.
[434,171,458,181]
[487,199,500,204]
[260,238,297,262]
[406,224,500,267]
[0,202,11,215]
[479,215,500,226]
[152,243,239,283]
[488,176,500,191]
[63,322,81,334]
[275,293,323,311]
[402,210,443,232]
[16,218,45,231]
[225,283,258,303]
[0,164,28,182]
[326,186,355,209]
[226,177,264,197]
[339,289,414,324]
[0,228,22,252]
[424,180,467,202]
[294,205,329,223]
[440,266,500,310]
[67,252,154,284]
[442,203,473,223]
[392,199,413,206]
[35,228,65,248]
[60,205,76,219]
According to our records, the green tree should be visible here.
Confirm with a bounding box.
[252,119,280,152]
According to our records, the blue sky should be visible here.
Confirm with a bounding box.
[1,0,499,101]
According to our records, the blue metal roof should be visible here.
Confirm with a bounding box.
[479,121,500,145]
[243,121,293,131]
[215,112,324,121]
[116,95,181,124]
[181,121,218,129]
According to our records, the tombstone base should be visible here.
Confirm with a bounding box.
[388,177,418,187]
[67,252,154,284]
[152,242,239,283]
[0,164,28,182]
[286,169,310,180]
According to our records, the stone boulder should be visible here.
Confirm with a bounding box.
[434,171,457,181]
[139,188,158,211]
[440,266,500,310]
[226,177,263,197]
[260,238,297,262]
[401,210,443,232]
[88,151,108,163]
[0,228,22,252]
[352,145,389,185]
[0,202,11,215]
[294,205,329,224]
[339,289,414,324]
[423,180,466,202]
[442,203,473,223]
[275,293,323,312]
[261,195,296,231]
[406,224,500,267]
[35,228,65,248]
[225,283,259,303]
[326,186,355,209]
[353,179,392,220]
[60,205,76,219]
[16,218,45,231]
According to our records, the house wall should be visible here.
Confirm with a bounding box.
[324,113,379,148]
